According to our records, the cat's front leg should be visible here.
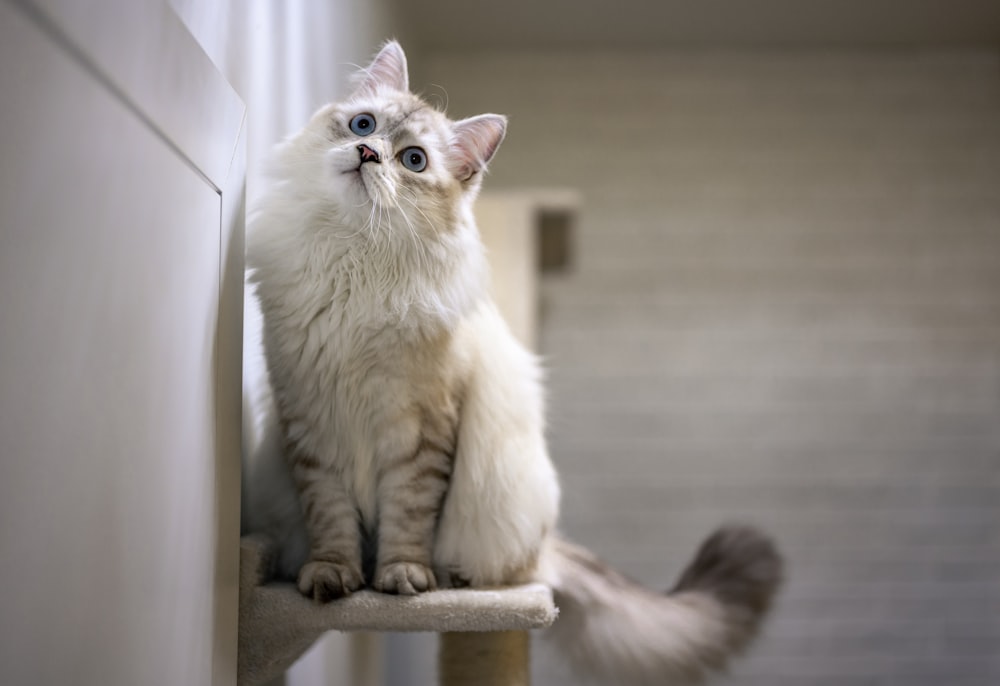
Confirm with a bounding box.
[374,438,453,595]
[290,454,364,602]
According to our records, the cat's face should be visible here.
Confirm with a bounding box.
[285,42,505,242]
[321,93,458,229]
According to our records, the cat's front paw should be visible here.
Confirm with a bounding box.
[374,561,436,595]
[297,560,363,602]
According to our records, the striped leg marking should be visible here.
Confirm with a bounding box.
[374,439,453,595]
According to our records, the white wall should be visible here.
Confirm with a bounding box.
[418,49,1000,685]
[0,1,245,684]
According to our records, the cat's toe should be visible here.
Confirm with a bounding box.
[297,560,363,602]
[375,561,436,595]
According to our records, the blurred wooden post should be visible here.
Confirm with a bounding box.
[439,631,529,686]
[474,193,539,347]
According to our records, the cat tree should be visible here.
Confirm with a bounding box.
[238,535,557,685]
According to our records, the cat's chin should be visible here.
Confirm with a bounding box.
[336,168,374,206]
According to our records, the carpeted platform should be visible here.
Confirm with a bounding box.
[237,535,557,685]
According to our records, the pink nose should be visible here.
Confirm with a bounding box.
[357,144,380,164]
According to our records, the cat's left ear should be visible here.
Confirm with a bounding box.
[448,114,507,183]
[353,40,409,95]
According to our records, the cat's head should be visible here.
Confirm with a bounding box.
[276,41,506,241]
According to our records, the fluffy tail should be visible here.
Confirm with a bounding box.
[539,526,783,685]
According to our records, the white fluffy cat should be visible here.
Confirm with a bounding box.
[244,40,781,684]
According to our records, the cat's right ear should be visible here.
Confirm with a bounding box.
[448,114,507,183]
[352,40,409,96]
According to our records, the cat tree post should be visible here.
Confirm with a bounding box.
[439,631,530,686]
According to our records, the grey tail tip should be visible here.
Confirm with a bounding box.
[671,524,784,614]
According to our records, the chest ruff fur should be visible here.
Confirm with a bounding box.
[263,264,471,527]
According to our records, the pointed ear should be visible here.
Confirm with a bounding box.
[448,114,507,182]
[352,40,408,95]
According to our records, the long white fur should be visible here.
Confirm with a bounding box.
[245,41,558,586]
[436,301,559,584]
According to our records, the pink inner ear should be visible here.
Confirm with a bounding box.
[449,115,507,182]
[357,41,408,94]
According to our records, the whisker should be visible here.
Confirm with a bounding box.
[427,83,450,112]
[367,189,379,243]
[392,194,420,244]
[396,189,443,236]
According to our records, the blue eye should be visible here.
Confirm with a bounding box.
[400,147,427,172]
[350,113,375,136]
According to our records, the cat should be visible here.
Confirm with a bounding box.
[243,40,783,684]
